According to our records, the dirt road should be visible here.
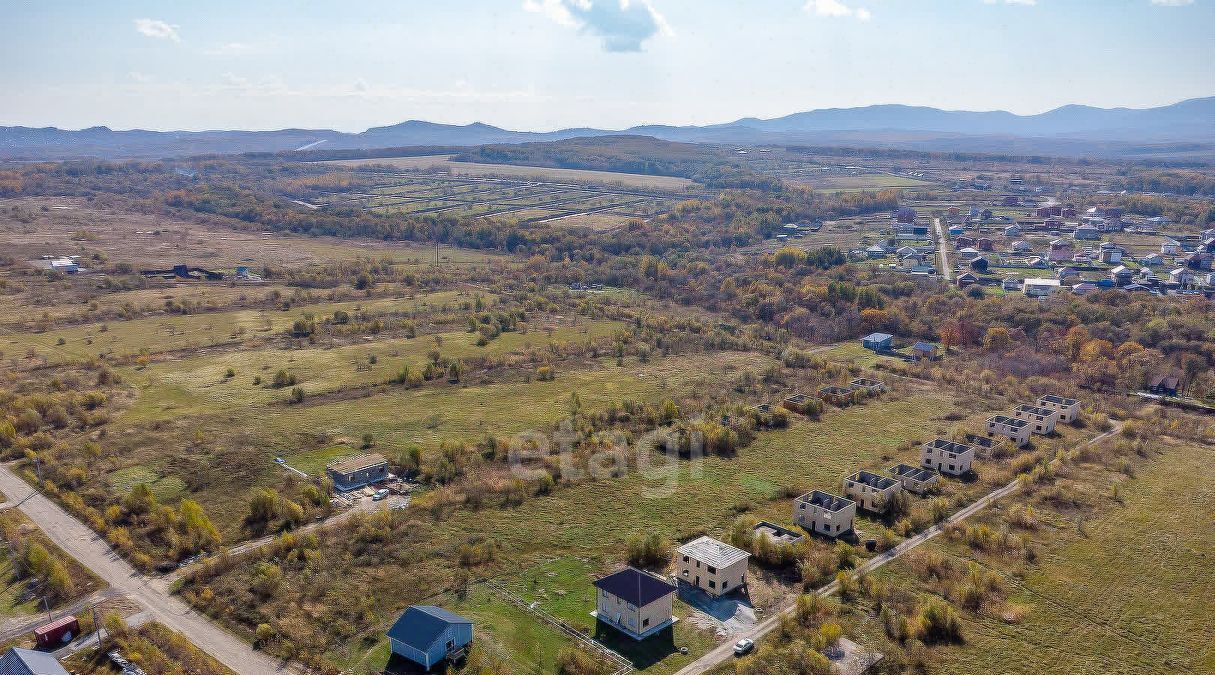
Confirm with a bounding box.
[933,217,953,281]
[0,463,295,675]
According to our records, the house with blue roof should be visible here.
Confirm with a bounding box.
[386,605,473,671]
[861,333,893,352]
[0,647,70,675]
[592,567,677,640]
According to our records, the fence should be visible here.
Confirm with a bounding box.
[487,580,634,675]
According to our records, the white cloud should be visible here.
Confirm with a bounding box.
[203,42,255,57]
[1150,0,1194,5]
[524,0,673,52]
[806,0,873,20]
[133,18,181,42]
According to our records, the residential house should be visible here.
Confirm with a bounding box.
[326,453,389,492]
[1097,243,1123,264]
[865,245,888,259]
[1148,374,1181,397]
[900,253,925,270]
[1013,404,1059,435]
[986,415,1031,448]
[1011,240,1033,253]
[387,606,474,671]
[888,464,940,495]
[1170,268,1195,286]
[1078,225,1108,241]
[1161,238,1181,256]
[1057,266,1080,281]
[592,568,677,640]
[911,341,939,361]
[1037,395,1080,423]
[896,245,918,258]
[955,236,976,249]
[958,247,981,261]
[793,490,856,538]
[1110,265,1135,287]
[1071,282,1098,296]
[849,378,885,394]
[677,536,750,597]
[976,238,995,252]
[842,470,903,513]
[1185,252,1214,271]
[1023,278,1060,298]
[956,272,979,288]
[1002,277,1023,292]
[1004,224,1022,237]
[1049,239,1074,262]
[861,333,893,351]
[921,438,975,476]
[1139,252,1164,266]
[948,225,965,236]
[970,256,990,273]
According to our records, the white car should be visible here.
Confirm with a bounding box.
[733,639,754,656]
[372,489,390,501]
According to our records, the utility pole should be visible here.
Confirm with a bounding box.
[93,603,103,650]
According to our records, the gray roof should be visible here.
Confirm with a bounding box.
[846,470,898,490]
[678,536,750,568]
[989,415,1028,428]
[923,438,974,456]
[1015,404,1055,417]
[1039,394,1078,406]
[889,464,937,483]
[797,490,853,512]
[386,606,472,651]
[0,648,70,675]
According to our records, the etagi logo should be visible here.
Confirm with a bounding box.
[507,418,705,499]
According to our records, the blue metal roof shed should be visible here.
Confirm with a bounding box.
[386,606,474,671]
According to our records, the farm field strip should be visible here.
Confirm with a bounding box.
[316,154,702,190]
[311,169,698,225]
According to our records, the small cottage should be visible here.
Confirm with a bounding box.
[386,606,474,671]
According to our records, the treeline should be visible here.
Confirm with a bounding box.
[1110,169,1215,196]
[453,135,783,190]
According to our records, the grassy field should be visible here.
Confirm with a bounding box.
[121,318,624,417]
[10,290,475,364]
[872,436,1215,674]
[319,155,698,190]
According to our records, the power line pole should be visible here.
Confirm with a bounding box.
[93,603,103,650]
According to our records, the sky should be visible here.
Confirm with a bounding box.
[2,0,1213,132]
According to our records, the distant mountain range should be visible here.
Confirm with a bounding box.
[4,97,1214,161]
